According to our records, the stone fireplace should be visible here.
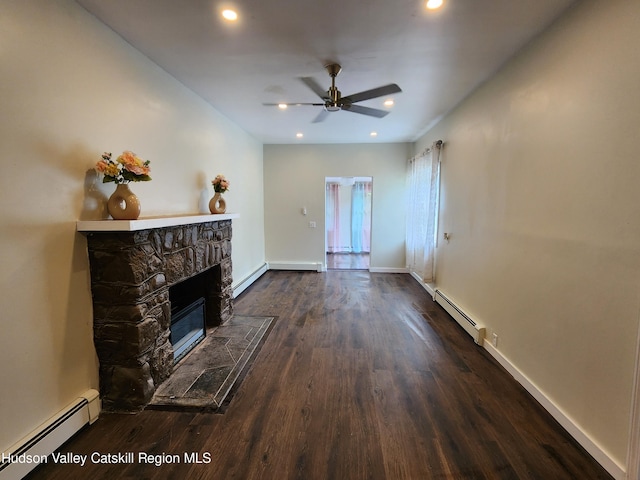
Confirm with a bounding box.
[78,215,237,412]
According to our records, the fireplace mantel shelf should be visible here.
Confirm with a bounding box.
[76,213,239,232]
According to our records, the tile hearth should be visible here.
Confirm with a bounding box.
[149,315,274,411]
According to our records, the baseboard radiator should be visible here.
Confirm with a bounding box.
[0,389,100,480]
[267,262,323,272]
[233,263,269,298]
[435,290,486,346]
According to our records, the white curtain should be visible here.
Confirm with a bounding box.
[326,182,341,253]
[406,143,441,283]
[351,181,372,253]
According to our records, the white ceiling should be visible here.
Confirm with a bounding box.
[75,0,576,144]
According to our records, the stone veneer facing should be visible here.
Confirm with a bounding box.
[85,220,233,412]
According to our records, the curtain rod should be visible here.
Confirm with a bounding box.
[409,140,444,162]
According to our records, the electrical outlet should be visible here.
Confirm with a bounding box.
[491,333,499,347]
[309,221,316,228]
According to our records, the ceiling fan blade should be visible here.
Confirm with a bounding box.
[342,84,402,104]
[312,109,330,123]
[341,104,389,118]
[263,102,325,106]
[300,77,329,100]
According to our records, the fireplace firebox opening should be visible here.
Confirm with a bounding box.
[169,268,219,363]
[170,297,205,364]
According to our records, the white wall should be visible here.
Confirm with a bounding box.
[415,0,640,472]
[0,0,264,452]
[264,143,411,270]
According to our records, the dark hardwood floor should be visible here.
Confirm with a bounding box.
[29,271,612,479]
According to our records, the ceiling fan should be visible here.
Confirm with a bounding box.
[264,63,402,123]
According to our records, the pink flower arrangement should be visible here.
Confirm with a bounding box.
[212,174,229,193]
[95,151,151,184]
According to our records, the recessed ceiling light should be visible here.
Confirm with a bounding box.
[221,9,238,21]
[426,0,443,10]
[370,131,378,137]
[384,99,394,107]
[278,104,288,110]
[296,133,304,138]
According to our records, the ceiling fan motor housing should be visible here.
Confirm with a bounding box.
[326,85,342,111]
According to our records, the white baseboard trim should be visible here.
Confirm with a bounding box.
[267,262,323,272]
[233,263,268,298]
[482,342,626,480]
[409,271,436,298]
[264,263,408,274]
[368,267,409,273]
[0,390,100,480]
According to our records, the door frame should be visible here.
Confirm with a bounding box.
[324,176,373,270]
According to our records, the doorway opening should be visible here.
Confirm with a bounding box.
[325,176,372,270]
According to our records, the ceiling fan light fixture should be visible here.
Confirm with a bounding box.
[278,103,287,109]
[384,99,394,107]
[324,104,341,112]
